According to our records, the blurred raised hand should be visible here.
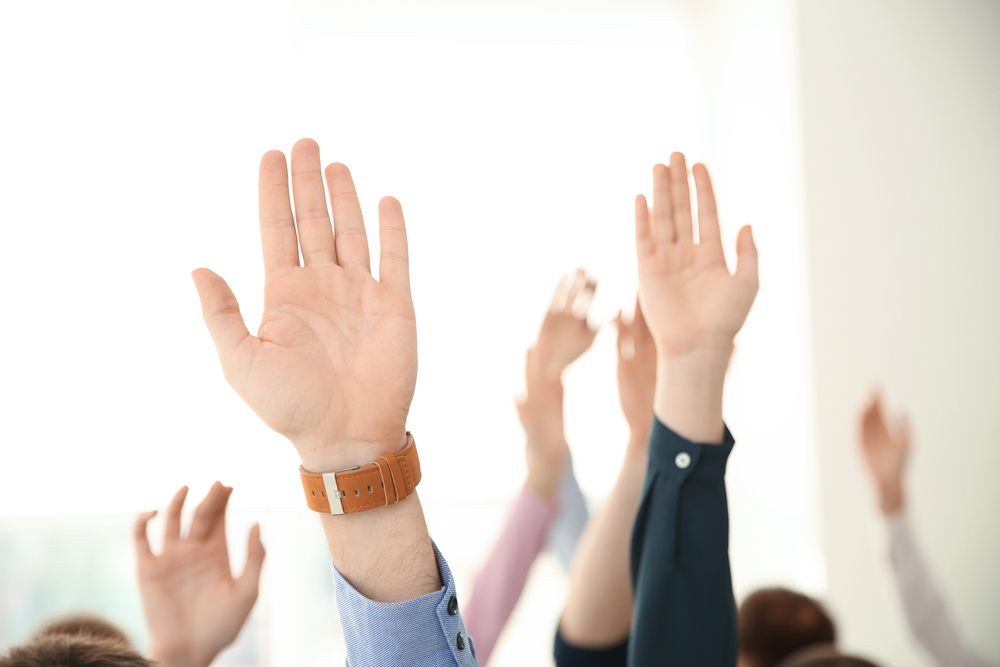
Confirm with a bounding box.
[518,269,597,499]
[615,298,657,453]
[192,138,415,473]
[527,268,598,383]
[634,153,758,441]
[135,483,264,667]
[858,392,910,514]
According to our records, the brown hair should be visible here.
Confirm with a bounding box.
[35,615,131,647]
[0,634,152,667]
[738,587,837,667]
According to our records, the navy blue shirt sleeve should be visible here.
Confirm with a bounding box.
[627,416,737,667]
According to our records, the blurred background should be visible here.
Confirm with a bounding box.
[0,0,996,665]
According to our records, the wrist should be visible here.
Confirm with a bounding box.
[653,347,730,444]
[525,460,564,500]
[295,433,408,473]
[626,430,649,455]
[878,482,905,515]
[525,348,567,385]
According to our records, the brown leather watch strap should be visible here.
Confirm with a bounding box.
[299,433,421,515]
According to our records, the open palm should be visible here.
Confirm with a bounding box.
[135,483,264,667]
[635,153,758,356]
[193,140,416,470]
[529,269,598,382]
[859,393,910,493]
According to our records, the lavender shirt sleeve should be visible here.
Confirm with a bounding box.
[887,513,997,667]
[463,487,559,665]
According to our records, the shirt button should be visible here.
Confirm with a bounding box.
[447,595,459,616]
[675,452,691,469]
[457,632,466,650]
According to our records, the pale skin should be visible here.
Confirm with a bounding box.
[561,152,758,647]
[637,153,758,442]
[518,269,598,500]
[192,138,438,602]
[858,392,910,515]
[135,482,265,667]
[560,297,656,647]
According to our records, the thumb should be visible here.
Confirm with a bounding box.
[238,524,266,602]
[735,225,759,288]
[191,268,255,365]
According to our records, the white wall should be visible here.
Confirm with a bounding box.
[796,0,1000,664]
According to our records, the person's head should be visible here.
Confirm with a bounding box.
[775,643,882,667]
[0,633,151,667]
[738,587,837,667]
[35,615,131,647]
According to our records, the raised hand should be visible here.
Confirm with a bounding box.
[192,139,415,472]
[634,153,758,442]
[858,392,910,514]
[527,268,598,383]
[635,153,758,356]
[518,269,597,499]
[135,483,265,667]
[615,298,657,451]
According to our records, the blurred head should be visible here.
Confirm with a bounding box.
[738,587,837,667]
[35,614,131,647]
[0,633,151,667]
[775,643,882,667]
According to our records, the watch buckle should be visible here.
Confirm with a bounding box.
[322,466,358,516]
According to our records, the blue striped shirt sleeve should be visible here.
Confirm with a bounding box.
[333,544,479,667]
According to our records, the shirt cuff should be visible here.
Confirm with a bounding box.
[333,544,478,667]
[646,415,735,480]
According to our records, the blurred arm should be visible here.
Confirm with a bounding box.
[888,513,998,667]
[558,299,655,652]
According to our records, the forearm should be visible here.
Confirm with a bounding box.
[888,513,997,667]
[320,494,440,602]
[653,349,728,444]
[465,487,557,664]
[560,441,647,648]
[521,378,569,501]
[300,434,441,603]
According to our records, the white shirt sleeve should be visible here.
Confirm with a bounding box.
[886,512,997,667]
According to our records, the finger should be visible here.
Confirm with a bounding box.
[563,268,587,314]
[651,163,674,245]
[669,153,694,244]
[164,486,189,543]
[191,269,256,362]
[258,151,299,273]
[635,195,653,257]
[549,274,572,313]
[133,510,157,561]
[238,524,266,602]
[692,163,723,254]
[570,277,597,320]
[291,139,337,266]
[188,482,232,542]
[325,162,371,272]
[735,225,759,289]
[377,196,409,289]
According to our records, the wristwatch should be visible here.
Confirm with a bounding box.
[299,433,421,515]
